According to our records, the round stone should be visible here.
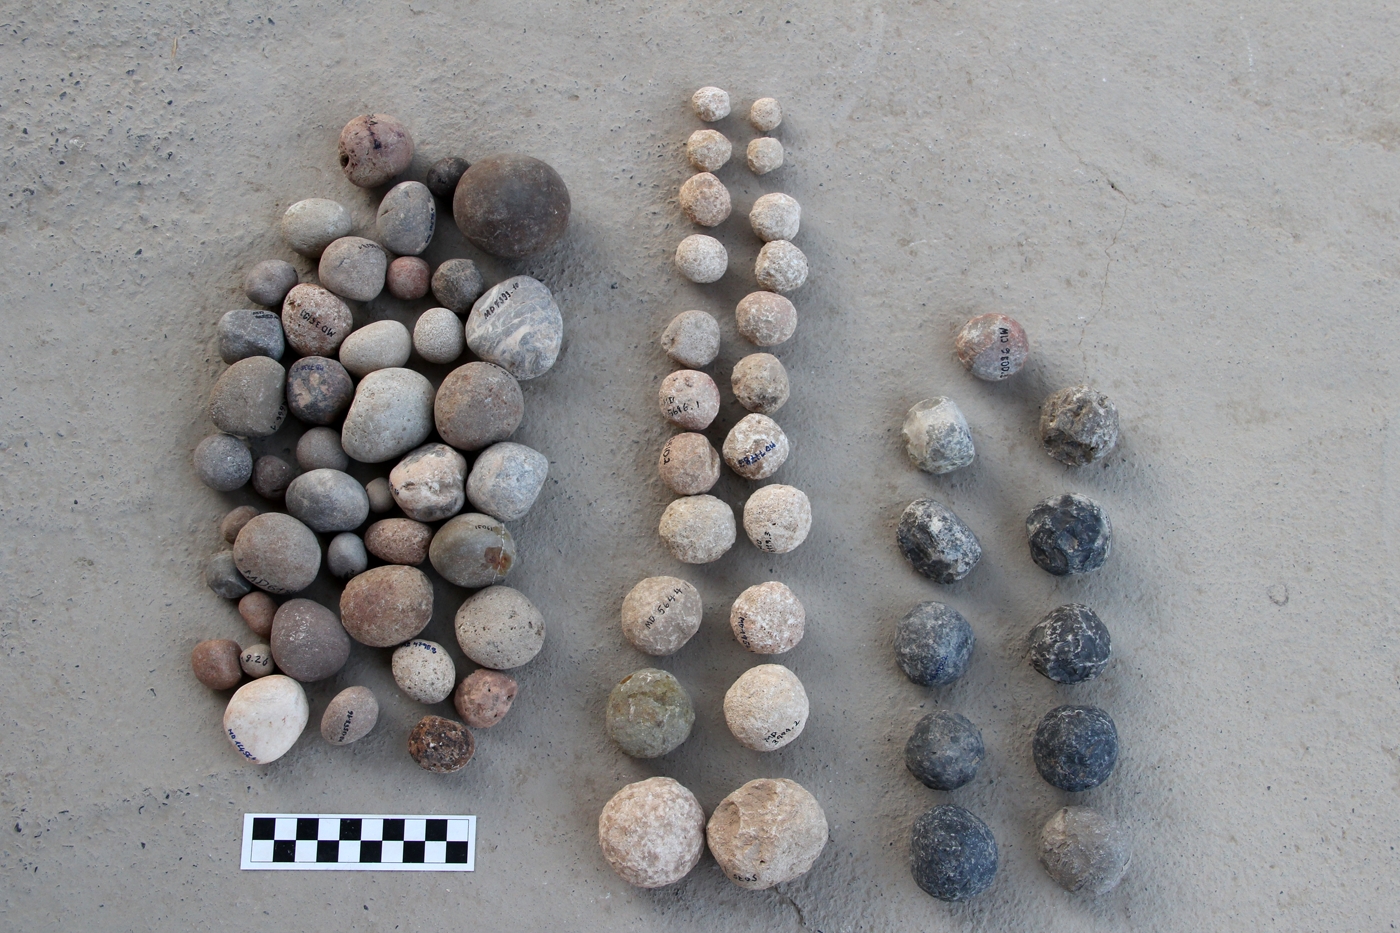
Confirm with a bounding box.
[321,685,379,745]
[465,275,564,381]
[365,477,394,514]
[270,598,351,683]
[251,456,295,501]
[466,442,549,522]
[209,356,286,438]
[387,256,430,301]
[453,585,543,669]
[895,601,975,687]
[897,499,982,583]
[1033,705,1119,792]
[281,284,353,357]
[389,442,467,522]
[955,313,1029,381]
[223,675,308,765]
[675,234,727,283]
[731,353,789,414]
[240,644,275,678]
[911,805,999,901]
[280,198,352,258]
[239,591,277,639]
[392,639,456,704]
[319,237,387,303]
[707,778,827,890]
[1040,386,1121,466]
[661,310,720,368]
[431,515,517,589]
[598,777,706,888]
[724,663,808,751]
[376,180,436,256]
[453,669,517,728]
[749,192,800,242]
[434,361,524,451]
[452,153,571,259]
[735,291,797,346]
[723,413,790,481]
[340,368,435,463]
[233,513,320,595]
[691,86,730,121]
[194,434,252,491]
[685,129,731,172]
[606,668,695,758]
[338,320,412,378]
[206,550,252,599]
[217,309,285,364]
[220,505,259,544]
[340,565,433,647]
[192,639,243,689]
[1027,493,1112,576]
[902,398,975,475]
[1029,604,1112,684]
[743,484,811,554]
[730,582,803,654]
[285,356,354,426]
[295,427,348,472]
[245,260,299,307]
[659,432,720,496]
[755,239,807,292]
[285,469,370,533]
[408,715,475,773]
[364,518,433,565]
[747,137,784,174]
[425,156,470,199]
[338,113,413,188]
[658,369,720,430]
[1038,806,1131,895]
[327,532,367,579]
[749,97,783,131]
[678,172,730,227]
[430,258,485,313]
[659,494,735,563]
[621,576,702,656]
[413,307,466,364]
[905,710,984,790]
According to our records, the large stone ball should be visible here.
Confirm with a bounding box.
[452,153,570,259]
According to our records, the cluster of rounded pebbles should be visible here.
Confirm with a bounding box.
[190,111,572,773]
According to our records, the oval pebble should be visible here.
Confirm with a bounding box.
[425,156,469,199]
[659,432,720,496]
[282,284,354,357]
[730,582,804,654]
[724,663,809,750]
[747,137,784,175]
[244,260,299,307]
[319,236,387,303]
[661,310,720,368]
[430,258,485,313]
[1038,806,1131,895]
[251,455,295,501]
[453,585,543,669]
[321,685,379,746]
[723,413,789,480]
[732,353,789,414]
[708,778,828,890]
[749,192,800,242]
[452,153,571,259]
[239,591,277,639]
[754,240,807,292]
[659,370,720,430]
[598,777,706,888]
[327,532,367,579]
[686,129,731,172]
[240,644,275,678]
[466,441,548,522]
[284,468,370,533]
[220,505,260,544]
[679,172,731,227]
[434,361,524,451]
[408,715,475,773]
[431,513,517,588]
[194,434,252,491]
[364,518,433,565]
[365,477,395,514]
[675,234,727,283]
[390,443,467,522]
[376,180,436,256]
[295,427,348,472]
[606,668,695,758]
[217,309,285,364]
[897,498,981,583]
[270,597,351,683]
[387,256,431,300]
[192,638,243,690]
[340,367,435,463]
[338,113,413,188]
[465,275,563,381]
[233,513,321,595]
[905,710,984,790]
[621,576,702,656]
[659,494,735,563]
[223,674,309,765]
[743,484,811,554]
[955,313,1030,382]
[209,356,286,438]
[895,601,975,687]
[206,550,253,600]
[285,356,354,426]
[392,639,456,704]
[902,398,975,475]
[280,199,352,258]
[453,670,517,729]
[413,307,466,364]
[338,320,412,378]
[339,564,434,647]
[911,805,999,901]
[735,291,797,346]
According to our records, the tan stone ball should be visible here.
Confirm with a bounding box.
[747,137,784,175]
[686,129,732,172]
[707,778,828,890]
[735,291,797,346]
[598,776,707,888]
[730,582,805,654]
[749,98,783,132]
[678,173,731,227]
[658,370,720,430]
[731,353,790,414]
[723,663,809,751]
[659,494,736,563]
[621,576,703,656]
[722,413,790,480]
[659,432,721,496]
[743,484,812,554]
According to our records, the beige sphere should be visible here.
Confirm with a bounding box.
[658,369,720,430]
[743,484,812,554]
[659,432,721,496]
[731,353,790,414]
[686,129,732,172]
[749,192,800,242]
[691,86,731,122]
[391,639,456,704]
[453,586,546,670]
[660,310,721,368]
[599,776,707,888]
[749,97,783,132]
[747,137,784,174]
[678,173,731,227]
[722,413,790,481]
[621,576,703,656]
[755,240,808,293]
[735,291,797,346]
[707,778,828,890]
[730,582,804,654]
[724,663,809,750]
[675,234,728,283]
[659,494,735,563]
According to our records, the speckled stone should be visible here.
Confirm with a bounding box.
[281,284,354,357]
[661,310,720,369]
[365,477,394,514]
[338,113,414,188]
[658,369,720,430]
[1040,386,1121,466]
[339,564,434,647]
[240,644,275,678]
[1029,604,1112,684]
[413,307,466,364]
[686,129,731,172]
[905,711,985,790]
[707,778,828,890]
[895,601,975,687]
[735,291,797,346]
[431,514,517,588]
[434,361,524,451]
[239,591,277,639]
[407,715,475,773]
[220,505,259,544]
[466,441,549,522]
[453,670,517,729]
[723,413,789,480]
[1026,493,1112,576]
[251,455,295,501]
[746,137,784,174]
[742,484,811,554]
[675,234,727,283]
[955,313,1029,381]
[606,668,695,758]
[321,685,379,746]
[376,180,436,255]
[1033,705,1119,792]
[387,443,466,522]
[911,805,999,901]
[285,356,354,426]
[194,434,252,491]
[902,398,975,474]
[217,309,285,364]
[209,356,286,438]
[731,353,789,414]
[319,237,387,303]
[270,598,351,683]
[295,427,348,472]
[659,432,720,496]
[679,172,731,226]
[453,585,543,669]
[284,468,369,533]
[659,494,735,563]
[364,518,433,565]
[387,256,430,301]
[232,512,321,595]
[749,97,783,131]
[338,320,412,378]
[692,86,730,121]
[749,192,800,242]
[340,368,435,463]
[430,259,486,313]
[730,582,804,654]
[598,777,706,888]
[621,576,703,656]
[327,532,367,579]
[724,663,808,751]
[754,239,806,292]
[897,499,982,583]
[465,275,564,381]
[452,153,571,259]
[280,198,352,258]
[192,638,243,690]
[1038,806,1131,895]
[206,549,253,599]
[223,674,308,765]
[244,260,299,307]
[392,639,456,704]
[425,156,469,199]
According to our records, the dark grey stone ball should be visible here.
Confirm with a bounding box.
[286,356,354,426]
[217,309,285,364]
[1026,493,1111,576]
[1029,604,1111,684]
[1033,705,1119,792]
[194,433,252,491]
[452,153,570,259]
[911,805,998,901]
[894,602,974,687]
[425,156,470,199]
[905,711,984,790]
[206,549,253,600]
[897,498,982,583]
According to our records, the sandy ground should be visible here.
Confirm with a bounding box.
[2,1,1399,929]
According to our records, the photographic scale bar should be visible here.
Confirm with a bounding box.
[240,813,476,871]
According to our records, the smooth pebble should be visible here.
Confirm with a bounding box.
[319,236,387,303]
[280,199,352,258]
[194,434,252,491]
[465,275,563,381]
[240,644,276,678]
[209,356,286,438]
[453,585,543,669]
[327,532,368,579]
[192,639,243,690]
[430,514,517,588]
[340,367,435,463]
[295,427,348,472]
[392,639,456,705]
[321,685,379,745]
[269,597,351,683]
[217,309,285,364]
[285,356,354,426]
[339,320,411,378]
[223,674,308,764]
[338,113,413,188]
[220,505,259,544]
[955,313,1030,381]
[453,670,518,729]
[434,361,524,451]
[364,518,433,565]
[413,307,466,364]
[281,284,353,357]
[339,564,434,647]
[466,441,548,522]
[430,258,485,313]
[244,260,299,307]
[206,550,253,600]
[386,256,431,300]
[284,468,369,533]
[251,455,295,501]
[239,591,277,639]
[233,512,321,595]
[376,180,436,255]
[425,156,470,199]
[365,477,395,513]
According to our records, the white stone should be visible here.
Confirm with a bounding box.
[223,674,309,765]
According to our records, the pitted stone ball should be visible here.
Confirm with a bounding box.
[723,663,808,751]
[1026,493,1112,576]
[407,715,474,773]
[658,370,720,430]
[735,291,797,346]
[729,581,804,655]
[754,239,806,292]
[746,137,784,175]
[1040,385,1120,466]
[731,353,789,414]
[722,414,790,481]
[707,778,828,890]
[661,310,721,369]
[905,710,984,791]
[1028,604,1112,684]
[678,172,731,227]
[742,484,811,554]
[911,805,998,902]
[659,494,735,563]
[412,307,465,364]
[675,234,728,283]
[1033,705,1119,792]
[749,98,783,132]
[896,499,981,583]
[691,86,731,122]
[598,777,706,888]
[685,129,731,172]
[659,432,721,496]
[1038,806,1131,895]
[749,192,800,242]
[894,601,975,687]
[391,639,456,705]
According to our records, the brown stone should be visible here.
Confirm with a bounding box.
[220,506,260,544]
[434,361,524,451]
[270,598,351,683]
[339,564,433,647]
[364,518,433,566]
[238,591,278,639]
[659,433,720,496]
[281,284,353,357]
[407,715,475,773]
[192,639,242,690]
[453,670,518,728]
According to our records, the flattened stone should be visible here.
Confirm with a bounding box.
[340,368,435,463]
[206,550,252,600]
[321,686,379,745]
[284,468,370,533]
[286,357,354,426]
[209,356,287,438]
[319,237,387,303]
[339,564,434,647]
[408,715,475,773]
[465,275,563,380]
[244,259,299,307]
[897,499,982,584]
[281,198,352,258]
[217,309,285,364]
[376,181,436,256]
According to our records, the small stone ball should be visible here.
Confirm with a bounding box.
[660,310,720,369]
[192,639,243,690]
[413,307,466,365]
[1033,705,1119,792]
[747,137,784,175]
[321,685,379,745]
[658,369,720,430]
[902,397,975,475]
[1029,604,1112,684]
[327,532,368,579]
[678,172,731,227]
[339,564,434,647]
[209,356,287,438]
[659,494,735,563]
[431,514,516,589]
[223,675,308,764]
[251,455,295,501]
[269,597,352,683]
[240,644,275,678]
[749,192,800,242]
[239,591,277,639]
[691,86,730,121]
[754,239,807,292]
[453,669,518,728]
[707,778,827,890]
[659,432,721,496]
[338,113,414,188]
[685,129,731,172]
[735,291,797,346]
[285,356,354,426]
[895,601,975,687]
[897,499,982,583]
[220,505,260,544]
[905,711,984,790]
[730,581,804,654]
[1038,806,1131,895]
[723,413,790,481]
[319,236,387,303]
[434,361,524,451]
[233,512,321,595]
[731,353,790,414]
[911,805,999,901]
[453,585,544,669]
[390,442,468,522]
[296,427,348,472]
[284,468,370,533]
[606,668,695,758]
[194,434,252,492]
[376,180,436,256]
[742,484,811,554]
[281,284,353,357]
[1026,493,1112,576]
[749,97,783,131]
[364,518,433,565]
[407,715,475,773]
[621,576,703,656]
[465,441,549,522]
[430,259,486,313]
[675,234,728,283]
[724,663,808,750]
[365,477,394,514]
[245,260,299,307]
[280,198,352,258]
[206,550,252,600]
[955,313,1029,381]
[598,777,706,888]
[392,639,456,705]
[1039,386,1121,466]
[453,153,571,259]
[217,309,285,364]
[425,156,470,198]
[387,256,431,300]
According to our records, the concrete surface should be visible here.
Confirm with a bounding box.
[2,1,1398,929]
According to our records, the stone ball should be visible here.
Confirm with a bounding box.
[605,668,695,758]
[338,113,414,188]
[911,805,999,901]
[620,576,703,656]
[598,777,706,888]
[453,585,544,670]
[742,484,811,554]
[723,663,809,751]
[452,153,570,259]
[707,778,828,890]
[729,581,804,655]
[659,494,735,563]
[1037,806,1131,895]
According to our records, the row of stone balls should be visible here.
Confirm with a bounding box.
[892,314,1129,901]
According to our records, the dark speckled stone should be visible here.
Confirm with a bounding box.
[1033,705,1119,792]
[425,156,470,199]
[1026,494,1112,576]
[911,805,998,902]
[408,715,475,773]
[286,356,354,426]
[905,711,984,791]
[894,602,974,687]
[897,499,981,584]
[1029,605,1112,684]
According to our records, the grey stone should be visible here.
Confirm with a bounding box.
[206,549,253,599]
[905,711,984,790]
[338,320,411,378]
[425,156,469,199]
[1026,493,1112,576]
[911,805,998,902]
[318,236,387,302]
[429,513,516,588]
[295,426,348,472]
[1029,604,1112,684]
[453,585,545,669]
[902,398,975,475]
[194,433,252,491]
[209,356,286,438]
[1038,807,1131,895]
[280,198,352,258]
[1040,385,1120,466]
[895,601,975,687]
[244,260,299,307]
[430,259,485,313]
[217,309,285,363]
[465,441,548,522]
[251,455,295,500]
[281,284,354,357]
[465,275,563,380]
[896,499,982,584]
[284,468,370,533]
[285,356,354,426]
[434,361,523,451]
[413,307,466,365]
[340,367,435,463]
[376,181,436,256]
[365,477,394,514]
[389,442,467,522]
[327,532,367,579]
[270,598,351,683]
[233,512,321,595]
[1033,705,1119,792]
[321,685,379,746]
